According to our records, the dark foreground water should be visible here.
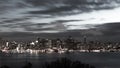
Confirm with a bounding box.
[0,52,120,68]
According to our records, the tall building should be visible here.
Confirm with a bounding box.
[83,36,87,44]
[6,42,9,47]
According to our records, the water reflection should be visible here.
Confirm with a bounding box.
[0,52,120,68]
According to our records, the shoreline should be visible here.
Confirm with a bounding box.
[0,48,119,54]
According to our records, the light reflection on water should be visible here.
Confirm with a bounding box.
[0,52,120,68]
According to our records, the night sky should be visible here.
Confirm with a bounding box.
[0,0,120,41]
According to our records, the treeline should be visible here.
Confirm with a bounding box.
[0,58,95,68]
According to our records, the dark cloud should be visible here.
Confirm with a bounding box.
[0,0,120,41]
[2,18,29,23]
[95,23,120,36]
[51,20,82,24]
[28,6,77,15]
[22,22,66,32]
[0,19,82,33]
[1,22,120,42]
[25,0,119,16]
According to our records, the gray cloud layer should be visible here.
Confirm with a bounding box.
[0,22,120,41]
[0,0,120,41]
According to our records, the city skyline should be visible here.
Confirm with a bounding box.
[1,1,120,68]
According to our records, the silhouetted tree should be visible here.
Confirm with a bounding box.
[43,57,95,68]
[0,65,10,68]
[22,62,32,68]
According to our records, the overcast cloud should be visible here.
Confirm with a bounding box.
[0,0,120,41]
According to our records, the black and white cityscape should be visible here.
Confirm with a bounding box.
[1,0,120,68]
[1,36,120,54]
